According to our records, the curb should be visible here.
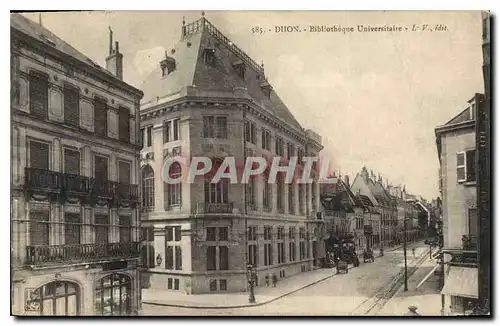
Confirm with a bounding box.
[143,268,351,309]
[143,243,424,310]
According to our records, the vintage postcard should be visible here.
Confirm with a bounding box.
[10,10,491,317]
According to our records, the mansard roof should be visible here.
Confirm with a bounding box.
[139,17,303,130]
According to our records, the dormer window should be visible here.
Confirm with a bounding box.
[260,80,273,98]
[203,48,216,67]
[160,54,176,77]
[233,60,246,79]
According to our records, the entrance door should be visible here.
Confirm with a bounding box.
[95,273,132,316]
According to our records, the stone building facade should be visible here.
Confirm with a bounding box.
[138,16,324,294]
[11,14,144,315]
[435,94,483,315]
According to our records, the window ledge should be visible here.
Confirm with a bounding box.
[459,181,477,187]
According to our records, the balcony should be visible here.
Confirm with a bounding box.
[25,168,61,193]
[24,168,139,208]
[25,242,141,266]
[196,202,234,214]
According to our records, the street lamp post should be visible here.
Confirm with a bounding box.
[247,264,256,304]
[403,215,408,292]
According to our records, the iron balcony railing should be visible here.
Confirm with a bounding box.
[25,242,141,265]
[196,202,234,214]
[25,167,62,192]
[24,168,139,204]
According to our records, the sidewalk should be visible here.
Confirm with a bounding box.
[143,268,337,309]
[142,240,424,309]
[376,255,442,316]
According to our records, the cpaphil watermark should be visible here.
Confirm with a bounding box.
[161,155,338,184]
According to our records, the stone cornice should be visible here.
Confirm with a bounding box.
[140,96,311,144]
[12,28,143,102]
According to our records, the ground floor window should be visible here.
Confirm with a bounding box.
[25,281,80,316]
[95,273,132,316]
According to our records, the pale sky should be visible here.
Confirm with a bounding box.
[21,11,485,200]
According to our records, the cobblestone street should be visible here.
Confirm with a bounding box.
[142,243,433,316]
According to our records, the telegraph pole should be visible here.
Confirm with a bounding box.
[403,212,408,291]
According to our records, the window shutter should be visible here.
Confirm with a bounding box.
[456,152,466,182]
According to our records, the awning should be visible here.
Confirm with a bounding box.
[441,266,478,299]
[416,264,440,289]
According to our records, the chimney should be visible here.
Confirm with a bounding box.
[344,175,350,187]
[105,27,123,80]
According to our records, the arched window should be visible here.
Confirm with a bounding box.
[141,165,155,210]
[167,162,182,206]
[26,281,80,316]
[95,273,132,316]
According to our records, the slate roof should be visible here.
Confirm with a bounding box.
[139,18,303,130]
[11,13,114,78]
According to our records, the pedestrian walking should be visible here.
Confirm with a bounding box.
[412,248,416,258]
[272,273,278,287]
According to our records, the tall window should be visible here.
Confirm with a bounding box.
[94,155,108,182]
[165,226,182,270]
[263,172,271,211]
[244,120,257,144]
[277,227,285,264]
[118,106,130,143]
[245,177,256,209]
[299,227,306,260]
[167,162,182,206]
[95,274,132,316]
[30,211,49,246]
[206,227,229,271]
[63,84,79,127]
[119,216,131,243]
[118,161,131,185]
[457,150,476,183]
[29,140,49,170]
[93,98,108,137]
[261,129,271,151]
[29,70,49,119]
[298,184,305,215]
[311,181,317,212]
[63,148,80,175]
[95,215,109,245]
[297,148,304,165]
[203,116,227,139]
[288,183,295,215]
[288,227,296,262]
[64,213,81,245]
[277,175,284,213]
[173,118,180,141]
[139,128,144,148]
[247,226,258,267]
[144,126,152,147]
[264,226,273,266]
[141,165,155,210]
[275,137,284,156]
[163,118,180,143]
[287,143,295,161]
[204,161,229,204]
